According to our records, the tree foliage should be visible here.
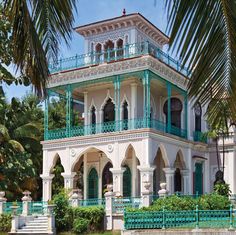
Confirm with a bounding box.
[165,0,236,124]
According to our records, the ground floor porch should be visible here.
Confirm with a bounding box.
[41,129,209,201]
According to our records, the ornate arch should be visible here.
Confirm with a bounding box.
[158,143,170,167]
[120,95,130,120]
[100,90,115,111]
[174,149,186,169]
[50,153,65,173]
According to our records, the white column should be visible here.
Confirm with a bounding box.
[40,174,54,201]
[83,153,88,199]
[21,191,32,216]
[204,153,210,194]
[0,192,6,214]
[131,83,138,120]
[181,170,190,194]
[132,150,137,197]
[104,187,115,230]
[163,168,175,194]
[62,172,76,190]
[110,168,125,196]
[137,166,155,194]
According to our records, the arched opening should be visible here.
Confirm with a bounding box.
[103,98,115,132]
[163,98,183,128]
[102,162,113,196]
[104,40,115,61]
[91,106,96,134]
[194,103,202,132]
[153,148,166,194]
[122,100,128,130]
[123,165,132,197]
[117,39,124,58]
[73,156,84,191]
[88,168,98,199]
[174,151,185,193]
[51,155,65,196]
[122,145,140,197]
[95,43,102,63]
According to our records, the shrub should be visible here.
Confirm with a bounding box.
[52,191,73,232]
[72,218,89,234]
[214,182,231,197]
[0,214,11,232]
[198,193,230,210]
[72,206,105,231]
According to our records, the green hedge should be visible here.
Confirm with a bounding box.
[0,214,11,232]
[127,193,230,212]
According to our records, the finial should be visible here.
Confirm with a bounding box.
[122,8,126,16]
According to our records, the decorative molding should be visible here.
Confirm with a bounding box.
[48,56,187,90]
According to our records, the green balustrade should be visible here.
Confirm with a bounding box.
[193,131,207,143]
[3,202,23,215]
[29,201,48,215]
[79,198,105,207]
[46,118,188,141]
[124,207,236,230]
[48,42,189,76]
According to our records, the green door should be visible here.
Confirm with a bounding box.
[123,165,131,197]
[194,163,203,195]
[88,168,98,199]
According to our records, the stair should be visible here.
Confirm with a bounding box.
[9,216,54,235]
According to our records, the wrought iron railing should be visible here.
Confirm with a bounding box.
[193,131,207,143]
[124,206,235,230]
[46,118,187,140]
[49,42,189,76]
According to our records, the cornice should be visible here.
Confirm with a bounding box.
[48,56,187,90]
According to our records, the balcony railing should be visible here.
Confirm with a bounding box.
[48,42,190,76]
[193,131,207,143]
[46,118,187,140]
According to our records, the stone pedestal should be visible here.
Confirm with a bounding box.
[141,181,152,207]
[46,205,56,234]
[0,191,7,214]
[70,189,82,207]
[21,191,32,216]
[158,182,169,198]
[104,184,115,230]
[138,166,155,194]
[10,206,20,233]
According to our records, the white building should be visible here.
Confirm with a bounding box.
[40,12,235,202]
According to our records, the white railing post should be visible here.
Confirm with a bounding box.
[0,191,7,214]
[104,184,115,230]
[141,181,152,207]
[158,182,169,198]
[22,190,32,216]
[46,204,56,234]
[10,204,20,233]
[70,189,82,207]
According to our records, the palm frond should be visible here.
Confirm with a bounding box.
[165,0,236,122]
[13,123,41,140]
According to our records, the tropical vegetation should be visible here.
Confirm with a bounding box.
[165,1,236,124]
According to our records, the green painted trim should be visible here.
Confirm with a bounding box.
[44,96,49,140]
[66,84,72,137]
[167,82,172,133]
[184,93,188,139]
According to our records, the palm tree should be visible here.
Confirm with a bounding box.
[165,1,236,123]
[2,0,77,97]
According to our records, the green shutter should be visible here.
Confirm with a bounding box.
[194,163,203,195]
[88,168,98,199]
[123,165,132,197]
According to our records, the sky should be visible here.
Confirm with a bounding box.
[3,0,167,100]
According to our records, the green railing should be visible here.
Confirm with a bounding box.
[112,197,141,214]
[80,198,105,207]
[49,42,189,76]
[193,131,207,143]
[124,206,235,230]
[46,118,187,140]
[29,201,48,214]
[4,202,23,215]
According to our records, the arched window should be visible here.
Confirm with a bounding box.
[123,165,131,197]
[103,98,115,122]
[91,106,96,134]
[102,162,113,196]
[194,103,202,132]
[174,168,182,192]
[117,39,124,58]
[88,168,98,199]
[95,43,102,63]
[122,100,128,130]
[104,40,115,61]
[163,98,183,128]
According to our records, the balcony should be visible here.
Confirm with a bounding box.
[48,42,190,76]
[193,131,207,143]
[45,118,187,141]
